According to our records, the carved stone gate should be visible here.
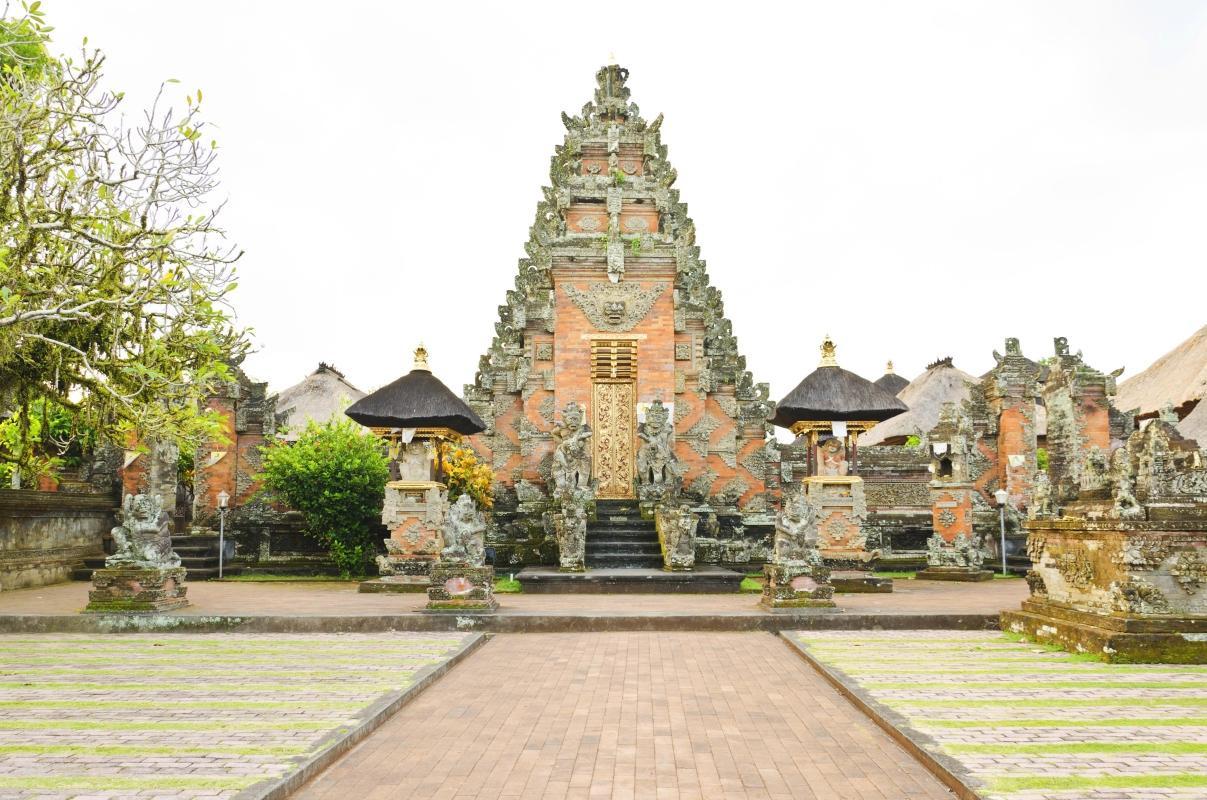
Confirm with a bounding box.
[592,339,636,499]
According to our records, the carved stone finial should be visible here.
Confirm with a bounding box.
[413,344,430,372]
[819,336,838,368]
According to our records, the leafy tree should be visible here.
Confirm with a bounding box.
[0,4,248,482]
[258,418,390,576]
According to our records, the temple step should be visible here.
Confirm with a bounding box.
[583,553,665,569]
[518,566,744,594]
[72,532,240,581]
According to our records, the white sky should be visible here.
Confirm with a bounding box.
[54,1,1207,402]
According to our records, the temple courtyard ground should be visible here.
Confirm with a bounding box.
[0,581,1202,799]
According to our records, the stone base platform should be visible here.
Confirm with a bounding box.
[358,576,429,593]
[1001,599,1207,664]
[830,571,893,593]
[426,564,498,612]
[916,567,994,582]
[518,566,743,594]
[85,566,189,613]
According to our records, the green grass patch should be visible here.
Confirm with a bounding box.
[493,577,523,593]
[0,776,257,791]
[218,573,358,582]
[948,742,1207,756]
[871,571,915,579]
[927,717,1207,729]
[739,577,762,593]
[986,773,1207,793]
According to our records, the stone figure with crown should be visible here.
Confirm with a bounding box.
[760,490,834,610]
[549,401,595,572]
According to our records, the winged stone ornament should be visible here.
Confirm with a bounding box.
[563,282,667,332]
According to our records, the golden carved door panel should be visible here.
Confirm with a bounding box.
[593,382,635,499]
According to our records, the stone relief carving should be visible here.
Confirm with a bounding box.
[1056,550,1095,588]
[926,533,986,569]
[1171,550,1207,594]
[1111,578,1171,615]
[656,504,698,570]
[563,282,666,332]
[441,494,487,567]
[107,493,180,569]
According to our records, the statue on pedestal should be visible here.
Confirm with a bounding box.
[86,493,189,613]
[441,493,486,566]
[637,400,680,503]
[761,491,834,610]
[551,402,593,496]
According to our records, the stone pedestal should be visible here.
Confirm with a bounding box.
[809,476,891,593]
[425,562,498,612]
[1001,516,1207,663]
[917,565,993,582]
[363,480,446,593]
[85,567,189,613]
[760,563,835,610]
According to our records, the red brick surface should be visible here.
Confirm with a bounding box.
[292,633,952,799]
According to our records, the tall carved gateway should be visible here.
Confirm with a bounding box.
[464,64,777,565]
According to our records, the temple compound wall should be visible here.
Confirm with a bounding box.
[463,66,777,569]
[0,489,113,590]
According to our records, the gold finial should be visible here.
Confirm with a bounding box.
[886,360,895,374]
[819,335,838,368]
[608,51,617,65]
[413,343,429,372]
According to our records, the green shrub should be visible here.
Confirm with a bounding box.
[258,418,389,576]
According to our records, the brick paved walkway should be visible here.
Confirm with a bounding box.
[0,633,470,799]
[790,631,1207,800]
[292,632,952,799]
[0,576,1026,617]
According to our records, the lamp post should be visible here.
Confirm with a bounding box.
[993,488,1009,576]
[216,490,230,580]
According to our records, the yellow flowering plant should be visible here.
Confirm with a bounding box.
[438,441,494,510]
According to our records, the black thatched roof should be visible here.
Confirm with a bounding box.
[773,365,909,428]
[344,360,485,435]
[873,371,909,396]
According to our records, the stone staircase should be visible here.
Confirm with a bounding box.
[73,529,241,581]
[585,499,663,569]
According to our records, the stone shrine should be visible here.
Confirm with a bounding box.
[918,402,993,581]
[86,493,189,613]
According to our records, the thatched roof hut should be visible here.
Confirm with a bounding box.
[1116,323,1207,417]
[1178,401,1207,446]
[772,338,908,429]
[859,358,975,446]
[276,363,366,442]
[345,347,486,435]
[873,362,909,396]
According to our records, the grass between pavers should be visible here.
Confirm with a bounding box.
[0,775,258,791]
[986,774,1207,793]
[0,743,311,757]
[867,680,1207,690]
[948,742,1207,756]
[795,631,1207,798]
[0,677,421,692]
[0,698,367,711]
[0,719,348,731]
[928,718,1207,729]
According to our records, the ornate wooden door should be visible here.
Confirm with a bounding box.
[590,338,638,499]
[593,381,635,498]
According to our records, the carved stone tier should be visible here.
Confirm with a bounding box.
[425,563,498,612]
[85,567,189,613]
[375,481,446,575]
[807,476,892,593]
[1002,517,1207,663]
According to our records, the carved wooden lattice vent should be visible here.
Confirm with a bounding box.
[591,339,637,383]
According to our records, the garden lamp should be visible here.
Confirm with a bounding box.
[993,488,1009,576]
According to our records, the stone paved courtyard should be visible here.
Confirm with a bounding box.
[292,632,952,800]
[0,633,471,799]
[790,630,1207,800]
